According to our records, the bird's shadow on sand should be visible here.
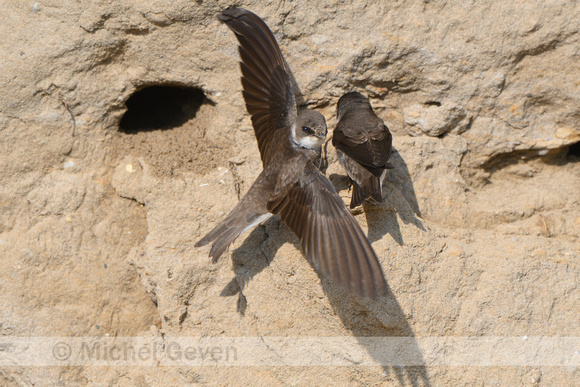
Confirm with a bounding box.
[329,146,425,247]
[219,217,289,314]
[218,175,431,385]
[322,280,431,386]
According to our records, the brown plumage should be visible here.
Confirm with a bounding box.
[196,8,387,298]
[332,92,394,209]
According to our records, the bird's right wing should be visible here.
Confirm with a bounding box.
[267,162,388,298]
[218,8,297,165]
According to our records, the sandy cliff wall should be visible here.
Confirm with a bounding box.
[0,0,578,385]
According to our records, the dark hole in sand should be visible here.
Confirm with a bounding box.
[119,86,205,133]
[567,140,580,160]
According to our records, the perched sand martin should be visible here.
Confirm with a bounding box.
[195,8,387,298]
[332,92,394,209]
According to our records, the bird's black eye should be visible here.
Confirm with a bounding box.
[302,126,313,134]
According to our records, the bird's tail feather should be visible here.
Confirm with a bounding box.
[350,177,382,209]
[195,222,244,263]
[195,208,271,263]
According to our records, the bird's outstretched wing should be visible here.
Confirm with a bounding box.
[267,162,388,298]
[218,8,297,165]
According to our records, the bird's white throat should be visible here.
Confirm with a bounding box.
[291,124,324,150]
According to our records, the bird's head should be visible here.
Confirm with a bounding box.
[292,109,327,150]
[336,91,372,122]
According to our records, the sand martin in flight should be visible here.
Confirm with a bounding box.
[332,92,394,209]
[195,8,387,298]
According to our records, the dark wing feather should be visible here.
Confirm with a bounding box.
[267,162,387,298]
[219,8,297,165]
[333,116,393,169]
